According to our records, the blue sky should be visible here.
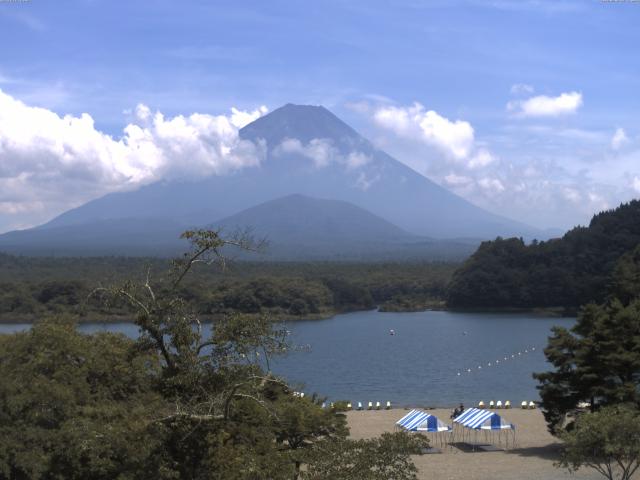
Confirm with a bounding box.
[1,0,639,232]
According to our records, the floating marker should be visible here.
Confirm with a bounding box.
[457,372,461,376]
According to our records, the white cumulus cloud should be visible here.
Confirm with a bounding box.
[274,137,371,170]
[508,91,583,117]
[373,103,475,160]
[611,127,629,150]
[275,138,336,168]
[0,89,267,231]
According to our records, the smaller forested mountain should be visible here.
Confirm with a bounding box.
[446,200,640,310]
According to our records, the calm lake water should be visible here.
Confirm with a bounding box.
[0,310,573,407]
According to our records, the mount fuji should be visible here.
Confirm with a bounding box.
[0,104,543,258]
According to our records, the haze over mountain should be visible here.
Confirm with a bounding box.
[0,104,546,257]
[212,194,477,260]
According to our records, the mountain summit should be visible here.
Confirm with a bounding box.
[0,104,543,257]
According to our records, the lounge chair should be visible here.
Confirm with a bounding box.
[357,402,363,411]
[346,402,352,410]
[375,401,381,410]
[489,400,495,409]
[521,401,527,409]
[478,400,485,408]
[505,400,511,409]
[386,401,391,410]
[496,400,503,409]
[528,401,536,409]
[368,401,373,410]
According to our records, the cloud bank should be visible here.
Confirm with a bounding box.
[358,95,639,230]
[0,89,267,231]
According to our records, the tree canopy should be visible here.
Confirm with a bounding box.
[558,405,640,480]
[534,244,640,433]
[447,200,640,310]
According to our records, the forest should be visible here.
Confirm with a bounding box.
[0,254,455,322]
[446,200,640,311]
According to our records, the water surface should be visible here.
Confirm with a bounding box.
[0,310,573,407]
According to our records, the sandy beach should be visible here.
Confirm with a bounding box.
[346,408,611,480]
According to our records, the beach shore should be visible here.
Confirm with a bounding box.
[346,408,608,480]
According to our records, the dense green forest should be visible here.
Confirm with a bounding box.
[447,200,640,310]
[0,254,455,322]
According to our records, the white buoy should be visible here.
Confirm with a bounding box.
[457,372,461,376]
[467,368,472,373]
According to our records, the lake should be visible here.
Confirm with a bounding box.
[0,310,573,407]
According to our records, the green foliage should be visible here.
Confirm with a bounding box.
[0,256,456,322]
[447,200,640,309]
[609,244,640,306]
[0,230,428,479]
[535,287,640,433]
[0,319,165,480]
[303,431,428,480]
[558,405,640,480]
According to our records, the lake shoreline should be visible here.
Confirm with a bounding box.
[0,304,573,324]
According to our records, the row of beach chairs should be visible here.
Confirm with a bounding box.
[320,401,392,410]
[478,400,536,409]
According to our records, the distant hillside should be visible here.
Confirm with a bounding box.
[213,194,476,261]
[446,200,640,310]
[0,194,477,260]
[0,218,188,256]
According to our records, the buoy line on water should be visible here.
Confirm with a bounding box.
[455,346,538,377]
